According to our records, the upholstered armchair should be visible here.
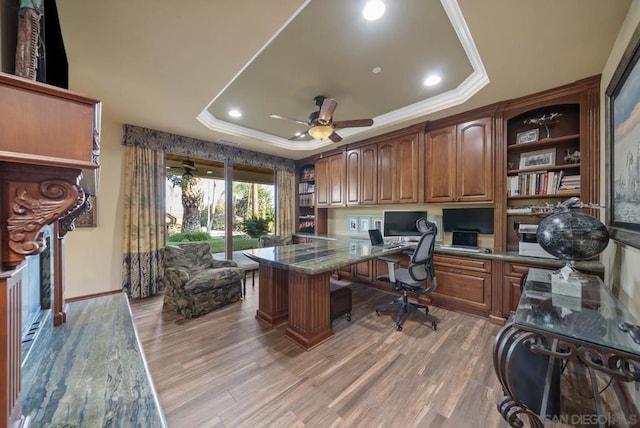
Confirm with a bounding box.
[258,235,293,247]
[163,242,244,318]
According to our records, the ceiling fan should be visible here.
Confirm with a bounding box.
[270,95,374,142]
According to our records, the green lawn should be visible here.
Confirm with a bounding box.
[207,237,259,253]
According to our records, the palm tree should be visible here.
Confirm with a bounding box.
[181,174,203,233]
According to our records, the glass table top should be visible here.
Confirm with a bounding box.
[514,268,640,357]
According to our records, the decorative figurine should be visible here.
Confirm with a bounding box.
[524,112,562,139]
[564,149,580,164]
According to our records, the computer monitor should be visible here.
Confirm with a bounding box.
[442,207,494,234]
[382,210,428,238]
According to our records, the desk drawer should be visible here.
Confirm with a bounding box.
[434,254,491,273]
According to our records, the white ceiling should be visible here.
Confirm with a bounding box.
[57,0,631,160]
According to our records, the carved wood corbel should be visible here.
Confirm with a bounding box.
[1,163,83,270]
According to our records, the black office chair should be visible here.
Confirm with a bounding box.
[375,220,438,331]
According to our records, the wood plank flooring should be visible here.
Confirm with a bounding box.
[131,280,508,427]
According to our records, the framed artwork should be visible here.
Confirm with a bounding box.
[372,217,383,231]
[606,24,640,249]
[347,216,359,233]
[516,128,539,144]
[359,216,370,233]
[519,148,555,169]
[427,214,444,242]
[75,195,97,227]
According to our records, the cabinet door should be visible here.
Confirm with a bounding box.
[425,125,456,202]
[377,140,396,203]
[360,144,378,205]
[432,267,492,314]
[396,134,420,203]
[346,149,361,206]
[315,157,330,207]
[329,153,345,206]
[353,260,372,281]
[456,117,493,202]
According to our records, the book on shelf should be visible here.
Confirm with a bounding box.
[299,193,315,207]
[558,174,581,192]
[507,170,563,196]
[298,182,315,193]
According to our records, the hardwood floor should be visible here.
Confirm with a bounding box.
[131,280,508,427]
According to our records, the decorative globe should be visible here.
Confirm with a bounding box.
[536,207,609,263]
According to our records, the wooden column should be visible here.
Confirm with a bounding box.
[255,264,289,327]
[285,270,333,351]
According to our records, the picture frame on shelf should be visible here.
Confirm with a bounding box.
[359,216,370,233]
[519,148,555,169]
[605,24,640,249]
[516,128,539,144]
[347,216,359,233]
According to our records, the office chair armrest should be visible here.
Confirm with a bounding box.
[377,256,399,285]
[377,256,400,264]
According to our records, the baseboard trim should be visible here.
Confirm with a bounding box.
[66,289,123,303]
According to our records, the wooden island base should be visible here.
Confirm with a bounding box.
[256,265,334,351]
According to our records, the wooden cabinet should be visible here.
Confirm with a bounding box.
[378,132,420,204]
[425,117,493,203]
[430,254,492,317]
[346,144,378,206]
[316,153,345,207]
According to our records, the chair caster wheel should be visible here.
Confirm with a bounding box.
[431,323,437,331]
[346,314,351,322]
[375,310,380,316]
[396,324,403,331]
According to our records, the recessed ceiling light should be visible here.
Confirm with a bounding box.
[372,66,382,74]
[423,74,442,87]
[363,0,385,21]
[207,170,213,174]
[228,109,242,118]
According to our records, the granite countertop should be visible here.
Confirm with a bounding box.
[291,233,604,274]
[244,236,413,275]
[22,293,166,427]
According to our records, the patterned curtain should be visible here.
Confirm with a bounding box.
[275,169,294,236]
[122,145,165,298]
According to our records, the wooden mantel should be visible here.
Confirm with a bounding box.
[0,72,100,427]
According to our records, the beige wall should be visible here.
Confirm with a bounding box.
[601,0,640,319]
[327,204,495,249]
[64,118,126,298]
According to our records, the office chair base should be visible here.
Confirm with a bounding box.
[375,298,437,331]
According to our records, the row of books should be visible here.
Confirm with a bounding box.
[507,171,565,196]
[298,182,314,194]
[299,193,315,207]
[557,174,581,193]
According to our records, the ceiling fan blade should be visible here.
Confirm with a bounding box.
[328,132,343,143]
[318,98,338,123]
[333,118,374,129]
[288,132,308,141]
[269,114,309,126]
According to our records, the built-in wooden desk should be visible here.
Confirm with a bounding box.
[244,238,412,351]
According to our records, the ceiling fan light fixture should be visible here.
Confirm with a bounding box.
[182,170,194,180]
[308,125,334,140]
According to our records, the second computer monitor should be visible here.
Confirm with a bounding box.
[382,210,428,238]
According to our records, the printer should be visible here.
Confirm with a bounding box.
[518,224,556,259]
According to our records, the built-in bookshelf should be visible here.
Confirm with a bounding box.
[297,165,315,233]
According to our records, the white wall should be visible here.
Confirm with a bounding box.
[601,1,640,319]
[64,118,126,298]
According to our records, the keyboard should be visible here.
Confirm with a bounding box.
[441,245,481,253]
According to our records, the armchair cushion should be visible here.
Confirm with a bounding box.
[162,242,242,318]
